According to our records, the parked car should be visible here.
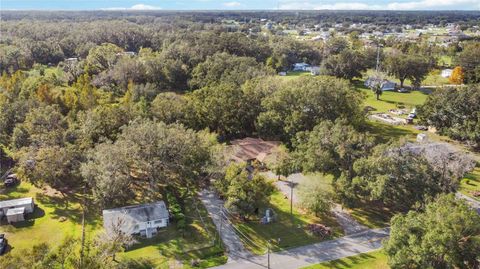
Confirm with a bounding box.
[4,174,18,187]
[0,234,7,255]
[408,113,416,119]
[397,88,409,93]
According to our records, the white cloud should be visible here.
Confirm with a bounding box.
[101,3,162,10]
[223,1,243,7]
[278,0,479,10]
[130,4,162,10]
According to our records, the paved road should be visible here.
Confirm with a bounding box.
[212,228,390,269]
[272,173,367,235]
[199,189,253,260]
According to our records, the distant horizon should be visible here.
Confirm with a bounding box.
[2,9,480,12]
[1,0,479,11]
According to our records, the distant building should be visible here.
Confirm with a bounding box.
[65,57,78,63]
[264,22,273,30]
[229,137,280,164]
[365,77,397,91]
[103,201,169,238]
[441,69,453,78]
[292,62,310,71]
[116,51,136,57]
[0,197,35,224]
[417,133,428,143]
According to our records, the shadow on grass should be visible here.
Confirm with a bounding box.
[35,192,84,223]
[0,185,30,197]
[366,122,416,142]
[348,200,396,229]
[326,252,376,268]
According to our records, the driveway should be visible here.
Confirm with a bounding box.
[199,189,253,260]
[211,228,390,269]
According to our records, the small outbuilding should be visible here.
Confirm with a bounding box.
[6,207,25,223]
[0,197,35,224]
[416,133,428,143]
[441,69,453,78]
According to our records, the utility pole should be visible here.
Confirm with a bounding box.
[375,43,381,73]
[219,209,223,248]
[267,240,271,269]
[290,181,293,217]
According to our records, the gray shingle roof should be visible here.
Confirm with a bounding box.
[0,197,33,209]
[103,201,169,230]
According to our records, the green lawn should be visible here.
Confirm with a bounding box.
[364,69,449,87]
[0,182,100,253]
[438,55,453,67]
[459,166,480,201]
[0,182,226,267]
[278,71,312,80]
[233,189,343,255]
[356,82,429,114]
[302,250,389,269]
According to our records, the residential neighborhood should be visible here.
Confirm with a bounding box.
[0,7,479,269]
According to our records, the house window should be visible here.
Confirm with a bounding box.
[154,219,163,224]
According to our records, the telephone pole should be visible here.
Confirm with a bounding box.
[290,181,293,218]
[376,44,381,73]
[267,240,271,269]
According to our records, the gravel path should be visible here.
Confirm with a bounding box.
[199,189,253,260]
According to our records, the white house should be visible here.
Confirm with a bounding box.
[293,62,310,71]
[0,197,35,224]
[103,201,169,238]
[441,69,453,78]
[365,77,397,91]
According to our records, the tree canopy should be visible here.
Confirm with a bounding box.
[418,85,480,150]
[385,194,480,269]
[256,76,364,142]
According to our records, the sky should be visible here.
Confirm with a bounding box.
[1,0,479,11]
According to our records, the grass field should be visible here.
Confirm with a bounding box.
[364,69,450,87]
[233,188,343,255]
[302,250,389,269]
[0,182,100,253]
[0,182,226,268]
[356,81,429,114]
[278,71,312,80]
[459,166,480,201]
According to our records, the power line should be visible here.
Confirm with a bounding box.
[218,208,268,251]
